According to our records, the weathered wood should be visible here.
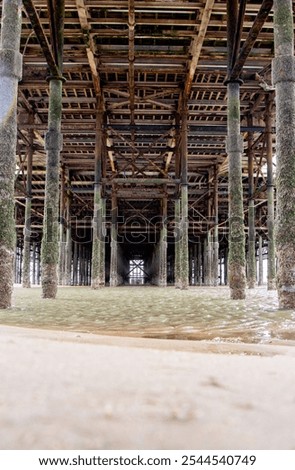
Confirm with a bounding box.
[212,167,219,286]
[189,244,193,285]
[204,230,213,286]
[174,198,181,288]
[0,0,22,308]
[247,115,256,289]
[224,246,228,286]
[128,0,135,132]
[183,0,215,99]
[219,256,222,286]
[14,244,19,284]
[65,196,72,285]
[91,100,105,288]
[232,0,247,69]
[58,167,66,285]
[41,77,63,298]
[230,0,273,81]
[73,241,78,285]
[41,1,65,298]
[17,243,23,284]
[22,128,34,288]
[11,1,287,288]
[78,243,83,285]
[37,244,41,284]
[179,185,189,290]
[110,191,118,287]
[226,81,246,299]
[76,0,101,96]
[104,178,179,185]
[197,241,202,285]
[265,94,276,291]
[258,234,263,286]
[23,0,60,78]
[179,104,189,290]
[225,1,246,299]
[158,197,167,287]
[192,244,197,285]
[32,242,37,285]
[226,0,239,75]
[273,0,295,307]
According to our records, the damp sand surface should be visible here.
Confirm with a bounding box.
[1,287,295,449]
[2,285,295,345]
[1,325,295,449]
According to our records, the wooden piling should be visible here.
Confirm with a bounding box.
[41,77,64,298]
[41,0,65,298]
[179,102,189,290]
[110,191,118,287]
[58,167,67,285]
[0,0,22,308]
[73,241,78,286]
[91,99,105,288]
[273,0,295,307]
[225,0,246,299]
[247,115,256,289]
[174,198,181,288]
[22,127,34,288]
[265,94,276,291]
[212,167,219,286]
[258,235,263,286]
[158,197,167,287]
[226,81,246,299]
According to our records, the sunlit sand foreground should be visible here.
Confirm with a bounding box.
[1,324,295,449]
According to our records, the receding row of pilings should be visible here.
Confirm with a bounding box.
[182,236,269,287]
[15,241,41,285]
[1,0,295,308]
[15,240,94,286]
[14,233,270,288]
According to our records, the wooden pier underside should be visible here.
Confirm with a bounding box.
[0,0,284,283]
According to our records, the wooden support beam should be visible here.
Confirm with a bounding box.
[231,0,247,71]
[128,0,136,154]
[76,0,101,97]
[23,0,60,78]
[46,0,65,71]
[103,178,178,185]
[183,0,215,99]
[107,124,267,134]
[230,0,273,82]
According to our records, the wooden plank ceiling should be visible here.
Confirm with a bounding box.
[2,0,278,238]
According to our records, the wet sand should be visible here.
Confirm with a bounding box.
[2,285,295,343]
[1,324,295,450]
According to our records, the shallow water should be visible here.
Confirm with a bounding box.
[1,285,295,345]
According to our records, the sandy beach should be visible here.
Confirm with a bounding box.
[1,324,295,450]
